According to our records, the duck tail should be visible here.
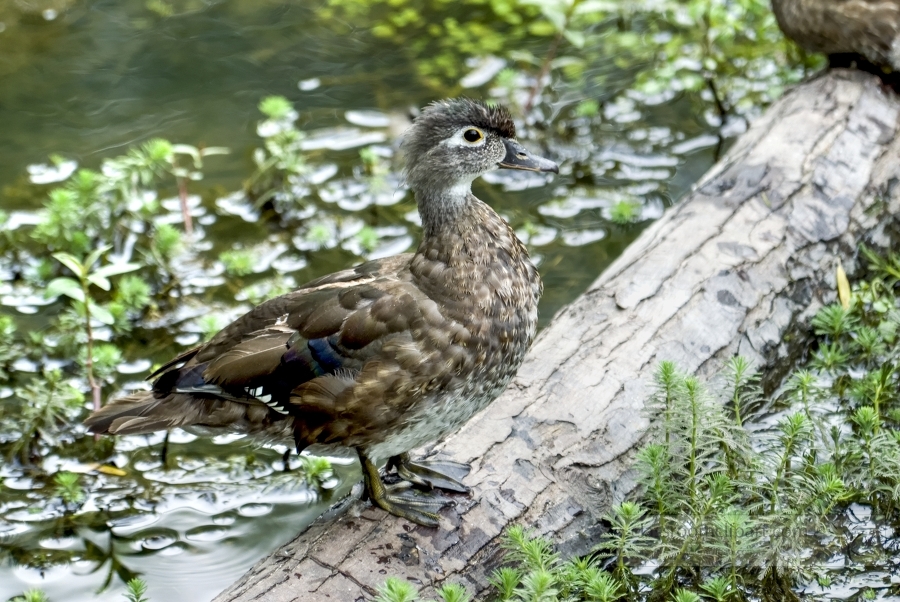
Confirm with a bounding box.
[84,392,178,436]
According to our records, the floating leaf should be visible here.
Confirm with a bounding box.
[97,464,128,477]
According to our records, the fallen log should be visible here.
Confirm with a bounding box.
[214,69,900,602]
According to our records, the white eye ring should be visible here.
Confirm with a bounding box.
[462,128,484,144]
[443,126,486,148]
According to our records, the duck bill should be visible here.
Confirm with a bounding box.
[499,139,559,173]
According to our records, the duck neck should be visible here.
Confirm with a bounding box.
[415,182,474,239]
[413,185,526,269]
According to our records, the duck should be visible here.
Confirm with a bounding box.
[772,0,900,71]
[85,98,559,527]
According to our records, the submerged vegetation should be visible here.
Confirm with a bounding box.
[0,0,826,600]
[379,251,900,600]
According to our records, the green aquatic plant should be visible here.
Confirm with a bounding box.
[299,454,334,490]
[246,95,309,208]
[165,143,229,235]
[375,578,418,602]
[46,246,140,410]
[7,368,84,464]
[671,589,701,602]
[608,199,641,225]
[219,248,256,277]
[52,471,86,508]
[811,303,858,338]
[435,583,470,602]
[596,502,653,590]
[123,578,150,602]
[489,567,521,601]
[11,589,51,602]
[197,314,228,342]
[0,314,18,382]
[355,226,381,255]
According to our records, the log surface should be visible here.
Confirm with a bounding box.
[215,70,900,602]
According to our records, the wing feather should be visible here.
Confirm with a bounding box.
[203,326,293,387]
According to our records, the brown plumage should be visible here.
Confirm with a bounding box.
[85,98,559,526]
[772,0,900,71]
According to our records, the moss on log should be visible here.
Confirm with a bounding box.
[214,70,900,602]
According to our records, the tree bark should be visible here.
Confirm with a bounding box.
[214,70,900,602]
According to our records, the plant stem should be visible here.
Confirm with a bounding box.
[688,385,699,506]
[770,436,795,513]
[177,176,193,235]
[80,280,102,414]
[731,381,743,428]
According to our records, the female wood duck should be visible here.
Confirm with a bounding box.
[85,98,558,527]
[772,0,900,71]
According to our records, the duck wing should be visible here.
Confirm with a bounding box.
[88,254,420,433]
[167,253,417,400]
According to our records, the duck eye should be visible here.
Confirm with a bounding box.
[463,129,483,143]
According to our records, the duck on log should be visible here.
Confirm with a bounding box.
[214,68,900,602]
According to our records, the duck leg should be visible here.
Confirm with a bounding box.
[359,451,455,527]
[389,452,470,493]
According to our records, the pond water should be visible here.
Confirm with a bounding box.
[0,1,752,601]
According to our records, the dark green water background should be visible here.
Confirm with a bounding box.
[0,1,726,600]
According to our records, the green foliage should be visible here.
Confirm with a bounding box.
[0,314,18,381]
[608,199,641,225]
[573,99,599,118]
[48,246,141,327]
[489,567,521,601]
[11,589,51,602]
[376,577,418,602]
[596,502,653,588]
[152,223,183,262]
[123,578,150,602]
[53,471,85,506]
[306,223,333,248]
[258,95,295,120]
[435,583,470,602]
[7,368,84,463]
[811,303,858,337]
[114,274,153,314]
[671,590,701,602]
[354,227,380,254]
[46,246,141,408]
[246,96,308,207]
[298,454,334,491]
[220,248,256,277]
[319,0,544,88]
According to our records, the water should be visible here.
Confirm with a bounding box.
[0,1,731,600]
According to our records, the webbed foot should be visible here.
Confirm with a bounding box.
[389,452,471,493]
[359,452,457,527]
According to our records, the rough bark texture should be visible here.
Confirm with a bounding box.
[215,70,900,602]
